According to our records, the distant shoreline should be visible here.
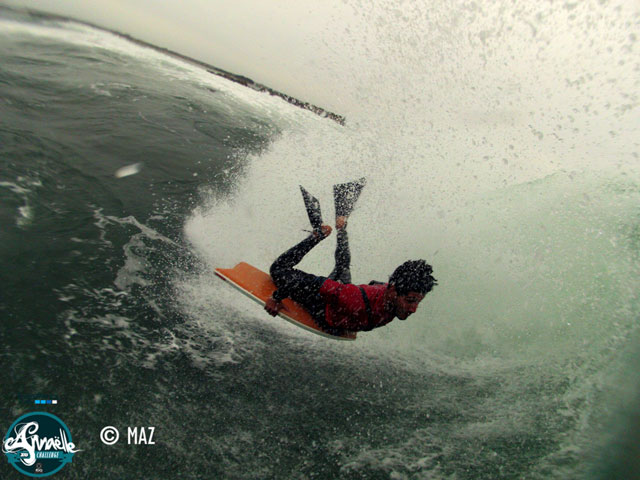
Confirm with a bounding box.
[1,5,346,126]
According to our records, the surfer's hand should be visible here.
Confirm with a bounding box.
[265,296,283,316]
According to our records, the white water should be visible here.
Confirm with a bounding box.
[2,7,638,476]
[176,4,640,473]
[185,112,640,360]
[182,116,639,476]
[12,1,637,476]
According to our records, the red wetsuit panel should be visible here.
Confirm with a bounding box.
[318,279,394,331]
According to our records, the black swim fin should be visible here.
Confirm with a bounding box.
[333,177,366,217]
[300,185,323,232]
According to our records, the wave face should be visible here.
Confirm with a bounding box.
[1,7,639,480]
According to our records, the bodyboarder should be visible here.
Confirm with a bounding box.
[264,179,437,333]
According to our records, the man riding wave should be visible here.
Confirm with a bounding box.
[265,179,437,333]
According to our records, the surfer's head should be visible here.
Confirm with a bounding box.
[387,260,437,320]
[389,260,437,295]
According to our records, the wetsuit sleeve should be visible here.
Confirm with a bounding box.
[271,288,288,302]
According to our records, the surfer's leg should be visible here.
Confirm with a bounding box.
[269,232,337,330]
[328,175,364,284]
[270,239,328,324]
[270,235,322,282]
[328,228,351,284]
[269,231,330,303]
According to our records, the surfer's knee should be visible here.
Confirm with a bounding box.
[270,261,284,284]
[270,260,294,286]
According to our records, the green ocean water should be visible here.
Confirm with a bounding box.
[1,9,639,480]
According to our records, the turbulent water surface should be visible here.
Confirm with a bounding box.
[1,7,639,480]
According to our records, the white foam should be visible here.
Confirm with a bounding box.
[0,177,41,227]
[114,162,143,178]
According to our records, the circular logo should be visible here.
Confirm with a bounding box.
[99,426,120,445]
[3,412,79,477]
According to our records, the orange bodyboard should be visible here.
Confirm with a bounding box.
[215,262,357,341]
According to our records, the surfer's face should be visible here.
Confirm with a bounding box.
[391,289,425,320]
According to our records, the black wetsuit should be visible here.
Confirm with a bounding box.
[269,230,394,332]
[269,229,352,328]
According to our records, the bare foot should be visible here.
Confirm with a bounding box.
[313,224,332,239]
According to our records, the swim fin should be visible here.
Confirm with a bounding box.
[299,185,323,232]
[333,177,366,218]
